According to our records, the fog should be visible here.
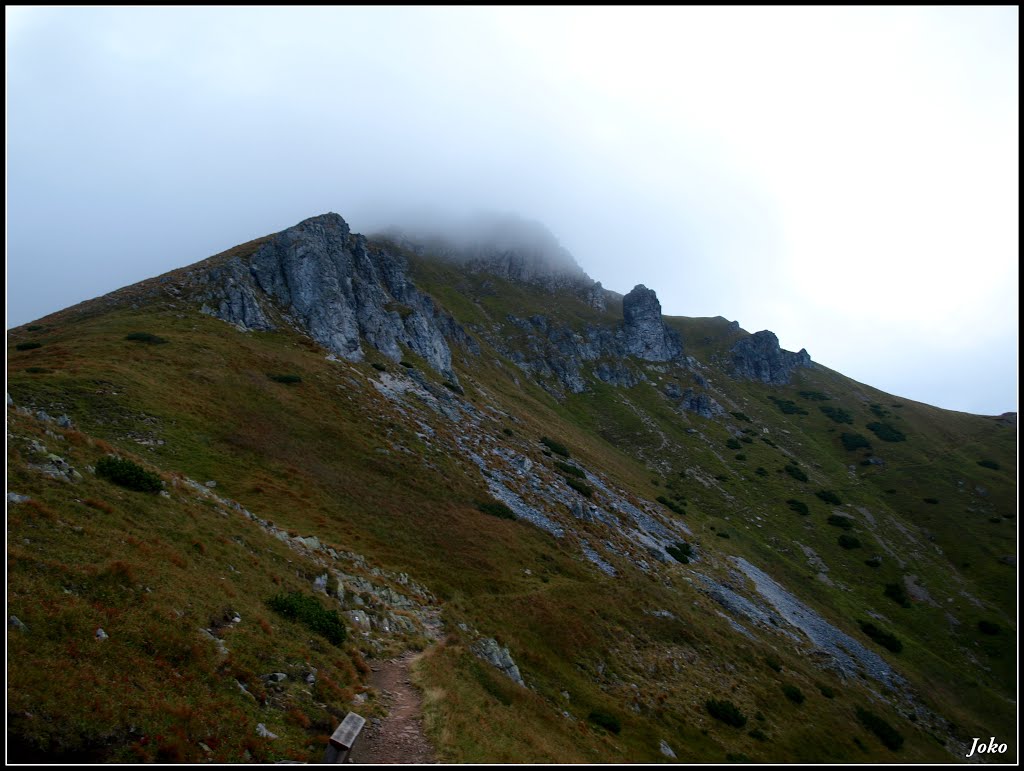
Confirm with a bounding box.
[7,7,1018,414]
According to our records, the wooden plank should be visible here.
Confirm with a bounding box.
[329,712,366,750]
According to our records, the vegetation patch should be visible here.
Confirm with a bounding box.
[816,490,842,505]
[769,397,808,415]
[587,710,621,734]
[817,684,836,699]
[267,591,346,646]
[764,656,782,672]
[554,461,586,479]
[656,496,686,515]
[826,514,853,529]
[841,433,871,452]
[786,499,810,515]
[730,411,752,422]
[922,497,939,505]
[977,459,1000,470]
[977,620,1001,635]
[665,542,693,564]
[400,360,415,368]
[477,500,516,520]
[443,380,465,395]
[540,436,570,457]
[799,390,830,401]
[15,342,42,351]
[855,707,904,751]
[371,362,387,371]
[706,698,747,727]
[781,684,805,704]
[95,455,163,493]
[838,534,861,549]
[267,373,302,384]
[725,438,742,450]
[866,421,906,442]
[124,332,168,344]
[864,557,882,569]
[785,464,808,482]
[565,477,593,498]
[748,728,768,741]
[859,621,903,653]
[820,406,854,424]
[884,583,910,607]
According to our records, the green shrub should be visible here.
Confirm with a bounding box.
[443,380,465,395]
[869,404,890,419]
[26,324,45,331]
[565,477,593,498]
[826,514,853,529]
[859,621,903,653]
[748,728,768,741]
[785,464,808,482]
[817,490,842,505]
[769,397,808,415]
[267,591,346,646]
[761,437,777,447]
[555,461,586,478]
[706,699,747,727]
[817,684,836,699]
[740,435,753,443]
[855,707,903,750]
[657,496,686,515]
[26,367,51,374]
[15,342,42,351]
[502,427,514,436]
[587,710,621,734]
[977,620,1001,635]
[799,390,830,401]
[977,459,1000,470]
[922,497,939,505]
[820,406,854,424]
[866,421,905,442]
[787,499,810,515]
[725,438,742,450]
[400,360,414,368]
[267,373,302,384]
[540,436,570,457]
[730,411,752,422]
[765,656,781,672]
[124,332,168,344]
[884,583,910,607]
[665,542,693,564]
[864,557,882,568]
[840,433,871,452]
[95,456,163,493]
[734,453,747,461]
[755,467,768,477]
[477,500,516,520]
[371,362,387,371]
[716,531,731,539]
[781,684,805,704]
[838,534,861,549]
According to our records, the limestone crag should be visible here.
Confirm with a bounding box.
[195,213,473,383]
[622,285,683,362]
[730,330,811,385]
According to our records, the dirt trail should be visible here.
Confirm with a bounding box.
[348,650,437,764]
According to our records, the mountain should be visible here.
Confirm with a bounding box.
[6,212,1016,763]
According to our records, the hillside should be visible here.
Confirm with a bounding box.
[6,213,1016,763]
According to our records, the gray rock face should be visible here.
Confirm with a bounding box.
[680,389,726,419]
[730,330,811,385]
[195,213,472,384]
[622,285,682,362]
[472,637,525,687]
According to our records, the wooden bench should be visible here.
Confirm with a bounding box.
[322,711,366,764]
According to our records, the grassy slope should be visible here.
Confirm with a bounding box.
[6,244,1016,763]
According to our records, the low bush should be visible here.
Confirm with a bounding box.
[748,728,768,741]
[866,421,906,442]
[267,591,346,646]
[785,464,808,482]
[817,490,842,505]
[26,324,45,331]
[124,332,168,344]
[657,496,686,515]
[725,438,742,450]
[820,406,854,424]
[977,459,1000,470]
[864,557,882,568]
[734,453,747,461]
[826,514,853,529]
[769,397,808,415]
[477,500,516,520]
[555,461,586,478]
[817,684,836,698]
[587,710,621,734]
[841,433,871,452]
[855,707,904,750]
[540,436,570,457]
[400,360,414,368]
[922,497,939,505]
[786,499,810,515]
[443,380,465,395]
[15,342,42,351]
[565,477,593,498]
[665,542,693,564]
[838,534,861,549]
[371,362,387,371]
[755,467,768,477]
[799,390,830,401]
[859,621,903,653]
[781,684,805,704]
[884,583,910,607]
[977,620,1001,635]
[716,531,731,539]
[764,656,781,672]
[267,373,302,384]
[730,411,752,422]
[95,456,163,493]
[706,698,747,727]
[869,404,891,419]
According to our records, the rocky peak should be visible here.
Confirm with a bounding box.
[730,330,811,385]
[621,285,683,362]
[193,213,472,383]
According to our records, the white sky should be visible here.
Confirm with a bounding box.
[6,7,1018,414]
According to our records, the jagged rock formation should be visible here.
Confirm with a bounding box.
[621,285,683,362]
[194,213,474,383]
[730,330,811,385]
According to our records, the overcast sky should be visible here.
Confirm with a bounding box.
[7,7,1018,415]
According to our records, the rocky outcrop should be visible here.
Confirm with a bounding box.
[622,285,682,362]
[472,637,525,687]
[194,213,473,383]
[730,330,811,385]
